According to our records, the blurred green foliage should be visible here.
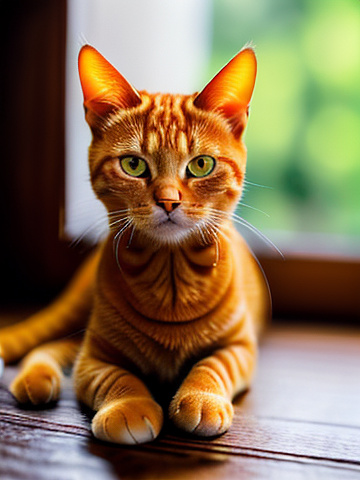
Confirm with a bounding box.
[210,0,360,236]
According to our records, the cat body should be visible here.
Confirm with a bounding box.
[0,46,269,444]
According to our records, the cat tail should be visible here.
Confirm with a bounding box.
[0,247,101,366]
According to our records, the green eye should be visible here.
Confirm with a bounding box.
[120,156,149,178]
[186,156,215,178]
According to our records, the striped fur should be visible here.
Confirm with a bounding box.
[0,45,270,444]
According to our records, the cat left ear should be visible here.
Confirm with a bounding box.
[78,45,141,120]
[194,47,257,138]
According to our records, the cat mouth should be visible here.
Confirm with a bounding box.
[154,217,188,235]
[150,209,196,243]
[157,218,179,228]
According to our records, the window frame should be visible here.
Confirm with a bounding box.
[259,253,360,319]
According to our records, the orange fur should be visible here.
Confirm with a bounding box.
[0,45,270,444]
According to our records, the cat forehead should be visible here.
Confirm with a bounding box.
[142,93,190,155]
[104,92,227,157]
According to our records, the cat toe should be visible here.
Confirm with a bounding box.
[169,391,233,437]
[92,397,163,445]
[10,363,62,405]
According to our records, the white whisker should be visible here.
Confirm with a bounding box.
[232,216,283,258]
[108,208,130,217]
[206,208,283,259]
[206,223,220,266]
[127,224,136,248]
[243,179,273,189]
[237,202,270,218]
[206,217,231,243]
[113,219,133,271]
[70,216,108,247]
[109,216,131,230]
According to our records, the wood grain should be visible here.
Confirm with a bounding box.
[1,323,360,479]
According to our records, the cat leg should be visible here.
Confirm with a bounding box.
[10,338,81,405]
[169,339,256,437]
[0,249,99,365]
[74,352,164,445]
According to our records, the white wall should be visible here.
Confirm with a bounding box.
[65,0,212,242]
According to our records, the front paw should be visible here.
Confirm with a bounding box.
[10,362,62,405]
[169,390,233,437]
[92,396,164,445]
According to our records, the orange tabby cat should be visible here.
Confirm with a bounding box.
[0,45,270,444]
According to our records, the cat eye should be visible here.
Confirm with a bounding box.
[186,156,215,178]
[120,156,150,178]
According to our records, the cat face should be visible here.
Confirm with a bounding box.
[79,46,257,246]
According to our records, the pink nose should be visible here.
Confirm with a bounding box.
[154,186,182,213]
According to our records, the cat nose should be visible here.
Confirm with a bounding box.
[154,186,182,213]
[157,200,181,213]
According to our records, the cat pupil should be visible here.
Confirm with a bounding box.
[198,158,205,169]
[130,157,139,170]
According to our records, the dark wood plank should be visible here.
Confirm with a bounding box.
[1,323,360,479]
[2,419,360,480]
[245,324,360,426]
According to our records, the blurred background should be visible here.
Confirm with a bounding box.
[1,0,359,317]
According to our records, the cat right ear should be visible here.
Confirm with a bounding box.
[78,45,141,123]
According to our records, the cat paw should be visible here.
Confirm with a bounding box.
[10,362,62,405]
[92,397,164,444]
[169,390,233,437]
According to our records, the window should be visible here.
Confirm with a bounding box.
[210,0,360,254]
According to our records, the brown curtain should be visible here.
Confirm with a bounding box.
[1,0,83,304]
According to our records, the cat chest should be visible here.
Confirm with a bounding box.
[95,279,246,385]
[113,250,233,323]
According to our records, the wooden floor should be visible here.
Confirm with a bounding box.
[1,321,360,480]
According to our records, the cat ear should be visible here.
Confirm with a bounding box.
[194,47,257,137]
[78,45,141,119]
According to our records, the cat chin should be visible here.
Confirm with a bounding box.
[145,223,196,247]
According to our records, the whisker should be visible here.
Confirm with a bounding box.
[243,179,273,189]
[70,216,108,247]
[108,216,131,230]
[237,202,270,218]
[206,217,231,243]
[206,208,283,259]
[108,208,130,217]
[127,224,136,248]
[113,219,133,247]
[232,218,283,259]
[113,219,133,271]
[195,222,208,246]
[206,223,220,266]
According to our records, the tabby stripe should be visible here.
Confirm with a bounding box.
[90,156,112,183]
[218,156,243,181]
[197,357,233,396]
[227,345,256,391]
[76,356,151,410]
[195,364,229,396]
[215,349,241,388]
[92,367,123,409]
[142,94,189,153]
[187,343,256,400]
